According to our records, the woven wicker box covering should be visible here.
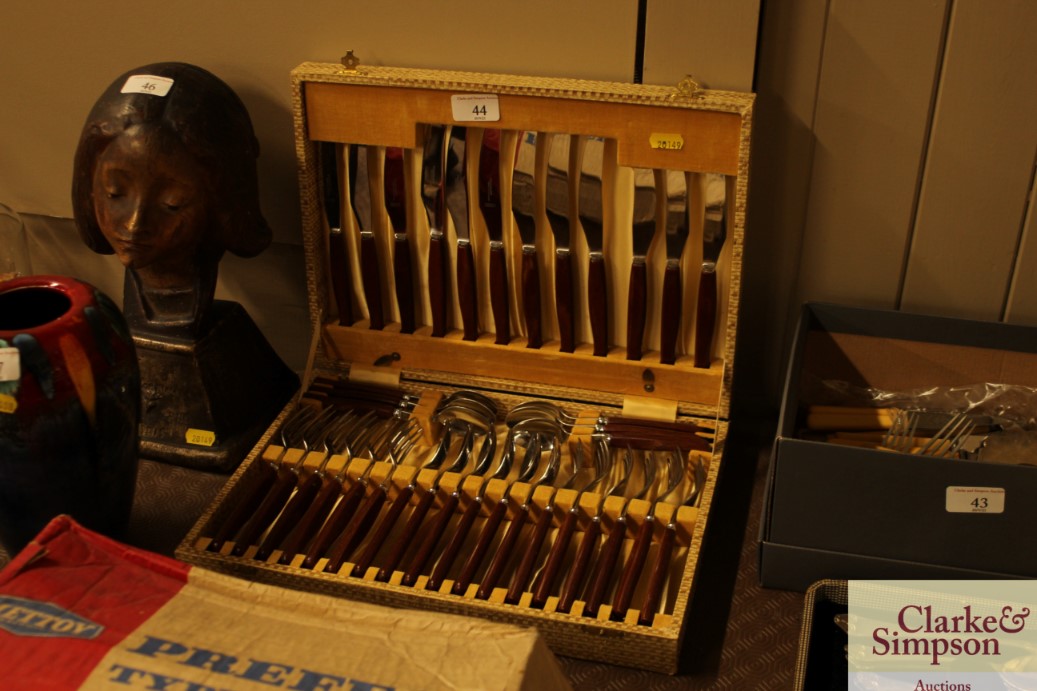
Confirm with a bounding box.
[176,60,753,674]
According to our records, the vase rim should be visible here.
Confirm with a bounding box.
[0,275,95,336]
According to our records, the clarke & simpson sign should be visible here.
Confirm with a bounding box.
[849,581,1037,690]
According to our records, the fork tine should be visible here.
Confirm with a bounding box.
[883,409,920,453]
[884,412,898,450]
[389,420,423,464]
[938,421,974,457]
[918,412,972,456]
[933,415,974,457]
[905,412,920,451]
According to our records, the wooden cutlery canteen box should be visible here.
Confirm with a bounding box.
[177,59,753,673]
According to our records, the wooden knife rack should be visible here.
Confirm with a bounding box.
[177,59,753,674]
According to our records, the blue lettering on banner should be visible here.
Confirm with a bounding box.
[0,595,103,639]
[122,635,395,690]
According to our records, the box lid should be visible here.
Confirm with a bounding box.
[289,60,753,420]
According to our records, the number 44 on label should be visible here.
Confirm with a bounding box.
[450,94,500,123]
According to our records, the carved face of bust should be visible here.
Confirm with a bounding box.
[91,124,211,288]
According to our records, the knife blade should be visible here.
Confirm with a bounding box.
[384,146,415,334]
[660,171,689,365]
[421,124,450,337]
[446,126,478,341]
[478,129,509,345]
[545,134,575,353]
[626,167,659,361]
[512,130,542,349]
[578,136,608,357]
[321,142,353,326]
[348,144,385,330]
[694,173,726,368]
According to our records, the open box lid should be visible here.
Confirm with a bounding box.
[289,60,753,420]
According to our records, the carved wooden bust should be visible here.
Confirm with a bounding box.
[72,62,271,339]
[69,63,298,471]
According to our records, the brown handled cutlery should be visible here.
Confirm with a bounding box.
[638,455,706,626]
[384,146,416,333]
[659,171,689,365]
[610,450,684,621]
[578,136,609,356]
[476,433,561,600]
[445,127,478,341]
[530,441,609,608]
[512,131,542,348]
[320,142,352,326]
[479,129,509,345]
[694,174,726,368]
[348,145,384,329]
[545,133,575,353]
[452,421,556,596]
[626,168,659,361]
[421,124,450,337]
[375,421,470,582]
[254,412,363,561]
[557,439,630,613]
[582,446,654,618]
[427,435,512,593]
[206,406,318,553]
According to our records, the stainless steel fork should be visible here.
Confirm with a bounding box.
[883,410,976,457]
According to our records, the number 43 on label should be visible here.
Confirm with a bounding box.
[946,486,1005,514]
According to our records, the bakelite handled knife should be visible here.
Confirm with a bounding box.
[478,129,510,345]
[384,146,415,334]
[660,171,690,365]
[320,142,352,326]
[578,136,608,357]
[626,168,659,361]
[545,134,575,353]
[513,131,542,349]
[348,144,384,329]
[694,174,727,368]
[421,124,450,337]
[446,126,478,341]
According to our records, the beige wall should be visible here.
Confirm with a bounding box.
[0,0,760,383]
[10,2,1031,417]
[1,1,758,228]
[743,0,1037,413]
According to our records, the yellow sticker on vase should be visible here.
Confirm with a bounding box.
[185,428,216,447]
[0,393,16,414]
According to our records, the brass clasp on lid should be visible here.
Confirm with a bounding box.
[340,50,362,74]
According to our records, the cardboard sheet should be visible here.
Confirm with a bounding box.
[0,516,571,690]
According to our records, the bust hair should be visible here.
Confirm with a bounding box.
[72,62,271,258]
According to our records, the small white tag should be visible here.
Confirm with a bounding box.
[450,94,500,122]
[121,75,174,97]
[946,486,1005,514]
[0,347,19,382]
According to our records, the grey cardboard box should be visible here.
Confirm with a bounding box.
[759,302,1037,591]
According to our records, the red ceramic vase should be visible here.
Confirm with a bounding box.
[0,275,140,554]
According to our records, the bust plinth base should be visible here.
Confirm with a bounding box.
[134,300,298,473]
